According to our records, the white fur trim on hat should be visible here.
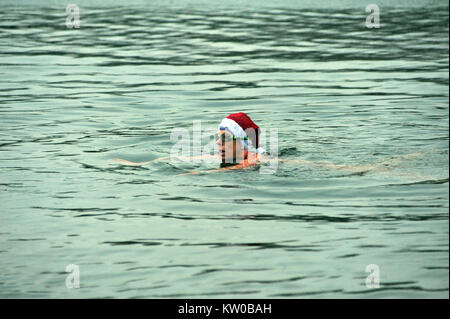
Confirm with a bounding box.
[218,118,247,139]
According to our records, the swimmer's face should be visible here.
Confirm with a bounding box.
[216,130,246,163]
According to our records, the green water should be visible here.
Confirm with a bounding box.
[0,0,448,298]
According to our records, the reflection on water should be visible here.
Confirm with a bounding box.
[0,0,448,298]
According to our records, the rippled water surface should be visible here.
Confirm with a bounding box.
[0,0,449,298]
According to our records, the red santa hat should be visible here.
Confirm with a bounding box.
[218,112,265,154]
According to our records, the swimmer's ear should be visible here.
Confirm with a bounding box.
[244,127,259,150]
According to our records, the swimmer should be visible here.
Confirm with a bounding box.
[111,112,265,174]
[110,112,435,177]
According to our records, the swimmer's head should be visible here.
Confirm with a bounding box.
[216,112,265,164]
[216,129,248,164]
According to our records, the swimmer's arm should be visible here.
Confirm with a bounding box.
[110,154,219,166]
[279,151,432,173]
[176,162,254,176]
[278,158,382,172]
[110,157,170,166]
[176,169,221,176]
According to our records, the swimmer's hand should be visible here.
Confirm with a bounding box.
[175,161,257,176]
